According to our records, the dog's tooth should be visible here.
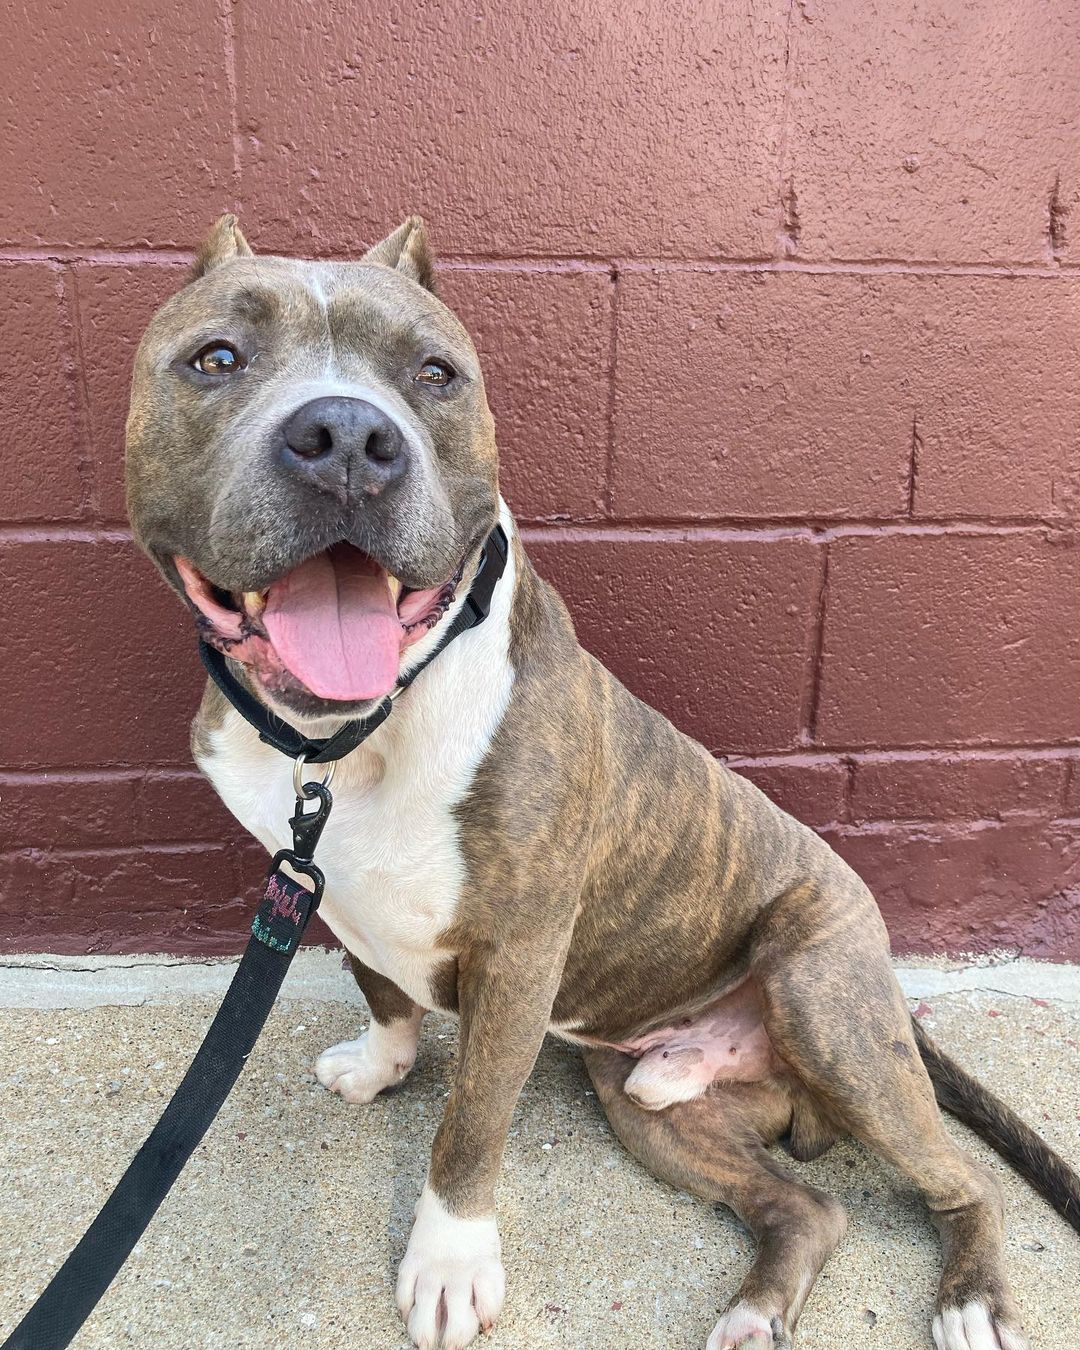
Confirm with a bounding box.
[242,590,266,616]
[387,575,403,602]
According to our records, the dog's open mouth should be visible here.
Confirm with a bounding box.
[175,544,459,703]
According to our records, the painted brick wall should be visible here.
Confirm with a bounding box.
[3,1,1079,958]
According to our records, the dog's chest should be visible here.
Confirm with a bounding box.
[199,663,511,1009]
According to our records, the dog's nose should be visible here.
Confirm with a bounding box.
[281,396,406,495]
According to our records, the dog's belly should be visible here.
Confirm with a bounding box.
[617,977,774,1068]
[570,978,781,1111]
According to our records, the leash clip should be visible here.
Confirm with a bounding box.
[258,766,334,942]
[287,778,333,863]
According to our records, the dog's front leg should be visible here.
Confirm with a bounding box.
[396,939,565,1350]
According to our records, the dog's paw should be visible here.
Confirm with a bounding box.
[314,1021,417,1104]
[396,1185,505,1350]
[706,1303,790,1350]
[932,1301,1028,1350]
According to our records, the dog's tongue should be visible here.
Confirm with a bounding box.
[263,545,401,700]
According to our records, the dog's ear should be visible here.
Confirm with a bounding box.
[362,216,435,292]
[192,214,253,279]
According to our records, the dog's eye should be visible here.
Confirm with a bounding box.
[192,343,244,376]
[415,359,455,387]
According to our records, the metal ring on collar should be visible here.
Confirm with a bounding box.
[292,752,336,797]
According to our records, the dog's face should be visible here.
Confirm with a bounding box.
[125,215,499,720]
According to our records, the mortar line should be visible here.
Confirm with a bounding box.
[3,766,224,777]
[603,266,620,517]
[801,540,830,744]
[519,519,1064,540]
[0,524,134,543]
[840,753,856,824]
[0,767,204,781]
[1062,758,1076,814]
[0,518,1070,546]
[907,408,921,516]
[7,746,1079,782]
[0,842,232,859]
[1,248,1075,278]
[439,258,612,275]
[824,816,1078,837]
[773,0,800,261]
[54,262,95,521]
[719,738,1080,757]
[724,746,1080,766]
[0,248,194,264]
[220,0,243,208]
[611,257,1070,277]
[3,811,1072,860]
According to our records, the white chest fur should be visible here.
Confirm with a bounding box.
[196,511,517,1011]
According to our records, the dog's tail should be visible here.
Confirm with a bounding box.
[912,1016,1080,1234]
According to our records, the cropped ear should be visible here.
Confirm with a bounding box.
[362,215,435,292]
[191,213,253,279]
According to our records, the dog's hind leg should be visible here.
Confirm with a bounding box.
[315,954,425,1104]
[754,872,1027,1350]
[585,1048,847,1348]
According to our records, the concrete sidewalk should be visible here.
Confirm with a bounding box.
[0,954,1077,1349]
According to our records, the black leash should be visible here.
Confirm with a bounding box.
[2,524,508,1350]
[2,788,332,1350]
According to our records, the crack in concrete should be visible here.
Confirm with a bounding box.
[1,952,1075,1010]
[1,958,223,972]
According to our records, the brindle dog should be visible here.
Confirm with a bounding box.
[125,216,1079,1350]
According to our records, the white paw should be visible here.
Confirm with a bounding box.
[707,1302,782,1350]
[933,1301,1028,1350]
[396,1185,505,1350]
[315,1020,418,1105]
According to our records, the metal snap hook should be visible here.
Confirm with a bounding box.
[292,752,336,798]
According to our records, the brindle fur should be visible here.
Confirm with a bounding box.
[427,539,1046,1342]
[127,217,1079,1350]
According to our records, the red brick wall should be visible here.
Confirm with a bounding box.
[3,2,1079,958]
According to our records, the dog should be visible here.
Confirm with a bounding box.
[124,214,1078,1350]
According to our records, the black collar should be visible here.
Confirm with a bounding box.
[198,522,509,765]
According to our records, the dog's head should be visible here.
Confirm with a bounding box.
[125,215,499,721]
